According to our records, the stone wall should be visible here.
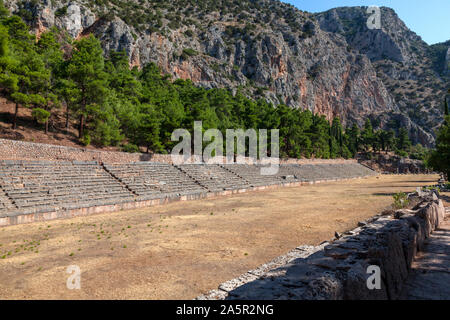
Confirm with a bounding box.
[358,153,429,174]
[198,190,446,300]
[0,138,165,163]
[0,138,356,165]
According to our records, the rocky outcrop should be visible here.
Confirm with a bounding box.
[446,47,450,76]
[316,7,448,145]
[5,1,447,146]
[8,1,96,39]
[358,153,429,174]
[198,190,446,300]
[376,112,435,147]
[316,7,424,64]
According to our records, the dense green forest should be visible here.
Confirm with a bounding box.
[428,94,450,178]
[0,1,428,160]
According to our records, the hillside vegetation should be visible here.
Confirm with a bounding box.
[5,0,448,147]
[0,1,426,160]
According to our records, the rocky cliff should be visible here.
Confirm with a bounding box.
[5,1,449,146]
[316,7,449,146]
[445,47,450,76]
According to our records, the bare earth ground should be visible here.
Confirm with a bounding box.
[0,174,439,300]
[0,98,120,151]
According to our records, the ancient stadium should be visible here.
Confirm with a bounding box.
[0,139,448,300]
[0,0,449,304]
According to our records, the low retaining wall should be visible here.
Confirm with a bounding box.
[0,138,356,165]
[358,153,429,174]
[198,191,446,300]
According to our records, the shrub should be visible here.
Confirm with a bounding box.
[393,192,409,209]
[122,143,140,153]
[181,48,198,59]
[55,6,68,17]
[395,149,409,157]
[81,134,91,146]
[31,108,50,124]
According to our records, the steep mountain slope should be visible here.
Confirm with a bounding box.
[316,7,449,144]
[4,1,448,146]
[429,40,450,77]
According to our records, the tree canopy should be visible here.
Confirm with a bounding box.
[0,3,425,160]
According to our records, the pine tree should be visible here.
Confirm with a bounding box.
[396,127,411,151]
[36,31,63,133]
[330,117,344,157]
[137,103,163,153]
[428,115,450,179]
[0,14,49,130]
[346,123,360,156]
[0,0,9,20]
[361,119,374,152]
[0,21,19,128]
[67,35,108,140]
[445,97,449,116]
[385,129,396,153]
[106,50,142,101]
[11,48,49,129]
[309,114,331,159]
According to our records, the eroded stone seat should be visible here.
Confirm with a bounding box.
[177,164,250,192]
[104,162,207,199]
[0,160,135,213]
[221,164,284,187]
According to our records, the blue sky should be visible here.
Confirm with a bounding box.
[285,0,450,45]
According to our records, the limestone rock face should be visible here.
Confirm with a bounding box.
[5,1,448,146]
[445,47,450,75]
[58,4,83,38]
[317,6,448,146]
[316,7,422,64]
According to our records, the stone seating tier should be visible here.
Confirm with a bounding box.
[0,160,376,218]
[103,162,207,199]
[177,164,251,192]
[0,161,134,215]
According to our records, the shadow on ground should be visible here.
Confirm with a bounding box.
[401,223,450,300]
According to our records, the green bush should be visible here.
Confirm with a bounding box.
[55,6,68,17]
[395,149,409,157]
[422,185,440,192]
[122,143,140,153]
[393,192,409,209]
[81,134,91,146]
[181,48,198,59]
[31,108,50,124]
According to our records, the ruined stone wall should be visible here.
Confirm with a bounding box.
[0,139,356,165]
[358,153,429,174]
[198,191,446,300]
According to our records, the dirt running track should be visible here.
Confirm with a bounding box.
[0,174,439,299]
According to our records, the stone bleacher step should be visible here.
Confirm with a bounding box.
[0,161,377,217]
